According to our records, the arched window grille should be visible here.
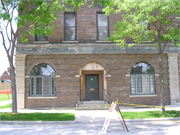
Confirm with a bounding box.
[30,63,55,96]
[130,62,155,95]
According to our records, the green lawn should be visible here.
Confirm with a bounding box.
[0,94,12,102]
[0,113,75,121]
[122,111,180,119]
[0,111,179,121]
[0,103,12,109]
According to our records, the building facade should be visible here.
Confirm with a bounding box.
[0,68,11,92]
[15,3,180,108]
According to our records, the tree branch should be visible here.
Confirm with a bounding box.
[0,25,10,57]
[5,21,12,44]
[162,40,170,53]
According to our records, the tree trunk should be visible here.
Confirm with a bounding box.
[159,53,165,113]
[9,57,17,113]
[157,36,165,113]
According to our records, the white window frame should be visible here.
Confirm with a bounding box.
[131,74,155,95]
[30,75,56,97]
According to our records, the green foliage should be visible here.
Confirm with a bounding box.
[100,0,180,48]
[0,0,88,42]
[0,94,12,102]
[0,113,75,121]
[122,110,179,119]
[0,103,12,109]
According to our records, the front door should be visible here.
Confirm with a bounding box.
[85,74,99,100]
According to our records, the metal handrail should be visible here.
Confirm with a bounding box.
[104,89,111,96]
[77,90,83,107]
[104,89,111,104]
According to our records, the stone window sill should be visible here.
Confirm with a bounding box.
[95,41,112,43]
[28,97,57,99]
[33,41,49,44]
[129,94,158,98]
[62,41,79,43]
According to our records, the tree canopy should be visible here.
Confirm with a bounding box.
[100,0,180,48]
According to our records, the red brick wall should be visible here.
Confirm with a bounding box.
[24,54,170,108]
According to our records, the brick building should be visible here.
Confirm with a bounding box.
[15,3,180,109]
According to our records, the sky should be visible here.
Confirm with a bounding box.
[0,9,17,76]
[0,39,9,76]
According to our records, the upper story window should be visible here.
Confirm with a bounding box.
[64,13,76,41]
[130,62,155,95]
[35,34,47,41]
[97,13,109,41]
[139,19,150,41]
[30,63,55,96]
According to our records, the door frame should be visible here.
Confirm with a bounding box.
[82,71,103,100]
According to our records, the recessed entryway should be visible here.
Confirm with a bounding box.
[79,62,107,101]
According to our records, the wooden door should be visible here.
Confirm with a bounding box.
[85,74,99,100]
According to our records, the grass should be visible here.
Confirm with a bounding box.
[0,111,179,121]
[0,94,12,102]
[0,113,75,121]
[0,103,12,109]
[122,111,180,119]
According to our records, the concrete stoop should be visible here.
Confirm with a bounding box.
[76,100,111,110]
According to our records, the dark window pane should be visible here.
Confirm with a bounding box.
[36,78,42,95]
[36,34,47,41]
[131,63,154,74]
[98,14,108,26]
[98,27,108,40]
[65,27,75,40]
[65,14,75,27]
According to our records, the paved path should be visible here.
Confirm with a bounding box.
[0,100,12,106]
[0,104,180,134]
[0,118,180,135]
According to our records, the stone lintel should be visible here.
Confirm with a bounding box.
[129,94,158,97]
[27,97,57,99]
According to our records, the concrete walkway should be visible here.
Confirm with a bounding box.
[0,104,180,135]
[0,99,12,106]
[0,110,180,135]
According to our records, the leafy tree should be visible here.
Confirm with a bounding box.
[0,0,86,113]
[100,0,180,113]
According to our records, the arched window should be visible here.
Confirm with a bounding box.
[30,63,55,96]
[130,62,155,95]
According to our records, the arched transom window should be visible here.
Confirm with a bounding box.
[30,63,55,96]
[130,62,155,95]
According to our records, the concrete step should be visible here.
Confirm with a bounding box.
[79,100,106,104]
[76,100,111,110]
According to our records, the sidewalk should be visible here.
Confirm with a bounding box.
[0,99,12,106]
[0,108,180,135]
[0,103,180,123]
